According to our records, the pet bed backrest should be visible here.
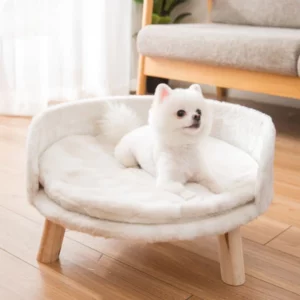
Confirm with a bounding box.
[26,96,152,202]
[210,0,300,29]
[210,100,275,212]
[209,100,274,162]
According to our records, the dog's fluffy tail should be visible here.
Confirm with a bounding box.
[95,102,143,144]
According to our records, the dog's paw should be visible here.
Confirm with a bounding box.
[179,189,196,200]
[157,181,195,200]
[201,179,223,194]
[206,181,223,194]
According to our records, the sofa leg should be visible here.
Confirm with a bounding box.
[137,56,147,95]
[216,87,227,100]
[136,0,153,95]
[218,227,245,286]
[37,219,65,263]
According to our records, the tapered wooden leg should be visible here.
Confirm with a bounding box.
[216,87,228,100]
[137,55,147,95]
[136,0,153,95]
[37,219,65,263]
[218,227,245,286]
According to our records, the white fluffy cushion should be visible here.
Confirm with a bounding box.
[39,133,257,224]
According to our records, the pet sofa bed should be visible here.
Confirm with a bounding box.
[26,95,275,286]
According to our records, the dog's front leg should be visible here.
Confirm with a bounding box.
[156,155,195,200]
[195,156,223,194]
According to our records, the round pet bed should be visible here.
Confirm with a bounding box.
[26,95,275,285]
[39,133,257,224]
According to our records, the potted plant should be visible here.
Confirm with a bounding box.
[133,0,191,93]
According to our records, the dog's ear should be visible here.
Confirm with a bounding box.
[189,84,203,96]
[155,83,172,103]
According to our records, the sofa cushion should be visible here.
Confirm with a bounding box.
[211,0,300,29]
[137,24,300,77]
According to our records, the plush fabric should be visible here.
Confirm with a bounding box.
[211,0,300,29]
[39,134,257,224]
[35,190,258,242]
[26,96,275,240]
[137,23,300,77]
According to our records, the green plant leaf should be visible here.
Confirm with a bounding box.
[152,13,172,24]
[133,0,144,3]
[164,0,174,12]
[152,13,160,24]
[158,16,172,24]
[173,12,191,23]
[153,0,164,14]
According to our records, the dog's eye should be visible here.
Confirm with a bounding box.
[196,109,202,115]
[176,110,186,118]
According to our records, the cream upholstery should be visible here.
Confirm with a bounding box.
[211,0,300,29]
[137,24,300,77]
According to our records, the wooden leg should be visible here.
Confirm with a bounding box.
[216,87,227,100]
[137,56,147,95]
[218,227,245,286]
[136,0,153,95]
[37,219,65,263]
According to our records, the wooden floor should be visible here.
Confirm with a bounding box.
[1,97,300,300]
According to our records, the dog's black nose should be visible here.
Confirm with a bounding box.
[193,114,200,121]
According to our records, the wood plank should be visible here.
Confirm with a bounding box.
[243,239,300,295]
[0,206,189,300]
[67,232,300,300]
[275,169,300,191]
[267,226,300,258]
[276,135,300,154]
[144,57,300,99]
[0,249,95,300]
[0,116,28,209]
[174,236,300,296]
[97,255,189,300]
[274,182,300,204]
[275,151,300,173]
[0,170,26,197]
[0,139,26,196]
[265,197,300,227]
[0,116,45,223]
[0,194,44,223]
[241,216,290,244]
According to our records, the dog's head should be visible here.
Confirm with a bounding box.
[149,83,212,144]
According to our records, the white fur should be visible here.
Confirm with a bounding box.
[95,101,143,144]
[110,84,222,200]
[35,190,258,242]
[26,96,275,241]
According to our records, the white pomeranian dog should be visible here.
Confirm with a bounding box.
[99,83,222,200]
